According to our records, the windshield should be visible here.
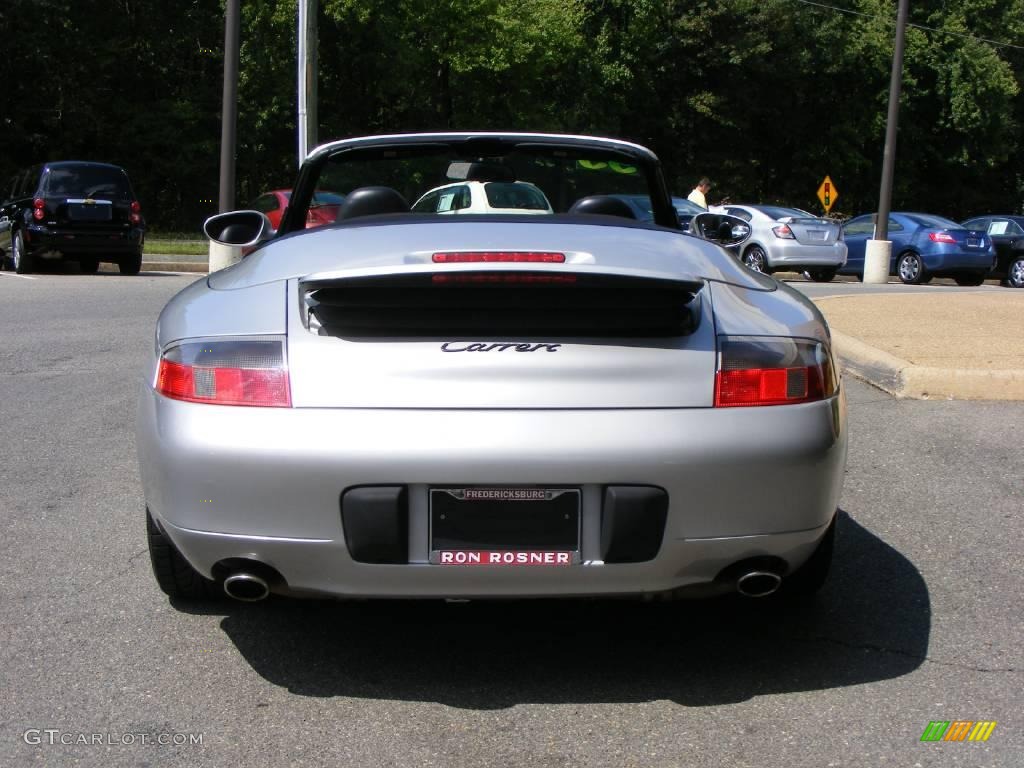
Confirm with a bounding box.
[755,205,817,220]
[43,165,132,200]
[314,147,650,216]
[910,214,963,230]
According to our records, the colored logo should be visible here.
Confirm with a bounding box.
[920,721,996,742]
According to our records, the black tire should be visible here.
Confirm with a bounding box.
[803,267,837,283]
[12,231,32,274]
[1007,256,1024,289]
[953,272,986,287]
[147,509,215,600]
[896,251,927,285]
[119,251,142,275]
[781,514,836,597]
[79,258,99,274]
[742,244,769,274]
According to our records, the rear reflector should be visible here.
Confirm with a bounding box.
[715,336,837,407]
[928,231,956,244]
[432,251,565,263]
[155,337,290,407]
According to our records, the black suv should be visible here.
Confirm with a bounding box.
[0,161,145,274]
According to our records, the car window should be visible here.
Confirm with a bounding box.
[43,165,132,200]
[754,206,809,220]
[312,191,345,206]
[987,219,1024,236]
[843,216,873,235]
[908,213,962,230]
[436,185,470,212]
[724,207,752,222]
[887,217,903,232]
[412,190,441,213]
[961,217,988,231]
[251,194,279,213]
[484,182,548,210]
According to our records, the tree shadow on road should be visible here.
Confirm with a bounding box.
[184,510,929,708]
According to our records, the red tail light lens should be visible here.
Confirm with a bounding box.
[928,231,956,244]
[715,336,837,407]
[772,224,794,239]
[33,198,45,221]
[130,200,142,225]
[432,252,566,263]
[155,338,290,407]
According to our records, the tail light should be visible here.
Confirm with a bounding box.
[928,231,956,244]
[33,198,45,221]
[772,224,794,239]
[431,273,576,284]
[715,336,838,407]
[130,200,142,225]
[155,337,290,407]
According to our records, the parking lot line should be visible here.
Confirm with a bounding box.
[0,272,37,280]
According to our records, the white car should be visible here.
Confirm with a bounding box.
[413,179,553,215]
[711,204,848,282]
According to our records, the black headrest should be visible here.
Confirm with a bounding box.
[336,186,410,220]
[568,195,637,219]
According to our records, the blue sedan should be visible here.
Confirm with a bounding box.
[840,212,995,285]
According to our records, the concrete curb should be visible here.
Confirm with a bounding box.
[830,329,1024,401]
[142,261,208,273]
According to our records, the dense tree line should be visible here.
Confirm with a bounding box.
[1,0,1021,231]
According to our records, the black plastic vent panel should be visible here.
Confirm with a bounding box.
[306,272,703,338]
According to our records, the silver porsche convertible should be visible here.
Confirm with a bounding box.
[137,133,847,604]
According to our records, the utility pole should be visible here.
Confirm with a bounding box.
[864,0,910,283]
[218,0,241,212]
[297,0,318,164]
[210,0,242,272]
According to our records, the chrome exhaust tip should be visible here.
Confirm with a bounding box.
[736,570,782,598]
[223,573,270,602]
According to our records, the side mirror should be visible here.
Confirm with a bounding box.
[690,212,751,250]
[203,210,274,248]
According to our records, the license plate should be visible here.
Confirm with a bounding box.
[967,238,980,247]
[430,488,579,564]
[67,202,112,221]
[807,230,828,241]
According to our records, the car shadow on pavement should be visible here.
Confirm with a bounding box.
[183,510,930,708]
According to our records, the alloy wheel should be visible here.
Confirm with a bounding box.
[743,246,767,273]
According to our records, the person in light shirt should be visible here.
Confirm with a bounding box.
[687,177,712,209]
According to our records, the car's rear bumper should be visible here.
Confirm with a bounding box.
[764,239,847,269]
[921,247,996,273]
[137,386,848,598]
[24,224,143,257]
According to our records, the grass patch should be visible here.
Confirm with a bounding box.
[144,237,207,256]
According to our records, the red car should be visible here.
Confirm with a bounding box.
[250,189,345,229]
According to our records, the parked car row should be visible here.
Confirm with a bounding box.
[713,203,1020,287]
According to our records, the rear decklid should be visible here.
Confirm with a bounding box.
[211,219,774,409]
[286,263,718,408]
[778,216,842,246]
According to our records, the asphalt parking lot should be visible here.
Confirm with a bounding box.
[0,270,1021,767]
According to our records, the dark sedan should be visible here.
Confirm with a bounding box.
[960,215,1024,288]
[840,212,995,285]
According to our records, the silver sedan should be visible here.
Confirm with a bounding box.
[714,204,848,281]
[137,133,847,605]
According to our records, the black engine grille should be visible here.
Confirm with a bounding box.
[305,272,703,337]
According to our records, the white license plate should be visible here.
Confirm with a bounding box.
[808,230,828,241]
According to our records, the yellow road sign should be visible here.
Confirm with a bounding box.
[817,176,838,213]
